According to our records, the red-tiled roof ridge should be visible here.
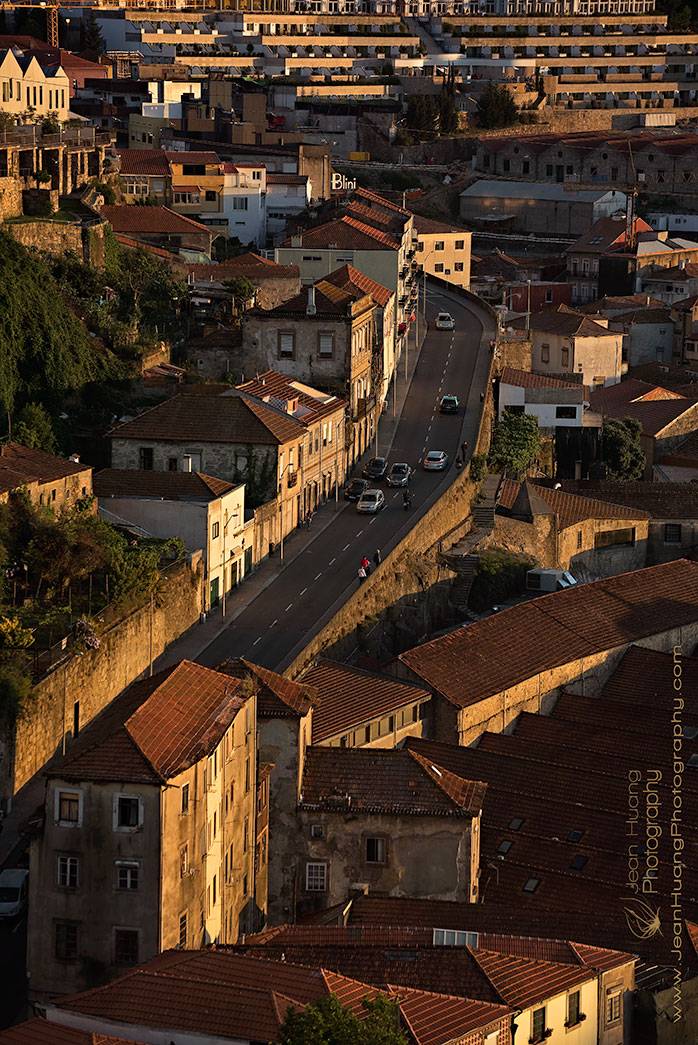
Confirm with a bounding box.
[341,214,401,249]
[321,264,393,307]
[113,234,173,261]
[218,657,318,717]
[388,985,512,1045]
[93,469,236,501]
[498,478,651,530]
[499,367,584,390]
[355,185,410,216]
[0,1019,148,1045]
[408,749,487,816]
[470,948,596,1010]
[101,205,210,234]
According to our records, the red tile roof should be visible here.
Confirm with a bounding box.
[580,294,666,313]
[219,658,318,717]
[411,213,467,237]
[101,206,210,235]
[498,479,650,530]
[546,479,698,520]
[589,378,684,409]
[471,949,593,1010]
[589,386,698,437]
[321,264,393,308]
[569,215,652,254]
[355,186,410,216]
[110,390,306,446]
[300,746,486,817]
[117,149,170,176]
[512,305,615,338]
[237,371,345,425]
[400,560,698,709]
[0,443,89,483]
[390,988,509,1045]
[93,469,236,501]
[0,1020,145,1045]
[301,658,430,744]
[187,253,299,282]
[165,151,220,165]
[114,234,173,261]
[285,214,400,251]
[499,367,584,391]
[53,661,246,784]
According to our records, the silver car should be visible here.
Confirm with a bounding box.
[423,450,449,471]
[357,489,386,513]
[386,462,412,487]
[435,312,455,331]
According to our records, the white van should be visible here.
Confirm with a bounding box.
[0,868,29,918]
[526,568,577,593]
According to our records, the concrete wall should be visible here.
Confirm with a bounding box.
[530,329,623,387]
[2,562,203,804]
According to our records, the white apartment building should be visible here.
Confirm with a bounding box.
[222,162,267,247]
[0,49,69,121]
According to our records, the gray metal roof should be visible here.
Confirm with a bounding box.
[460,180,626,204]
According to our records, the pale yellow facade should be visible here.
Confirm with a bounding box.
[0,50,70,122]
[416,227,472,291]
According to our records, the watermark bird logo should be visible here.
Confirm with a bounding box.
[623,898,663,939]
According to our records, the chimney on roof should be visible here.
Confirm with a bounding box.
[291,235,302,247]
[307,285,316,316]
[68,454,80,463]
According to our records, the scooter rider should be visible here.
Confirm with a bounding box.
[403,489,412,510]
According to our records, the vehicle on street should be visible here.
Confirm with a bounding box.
[386,462,412,487]
[357,489,386,513]
[0,869,29,919]
[423,450,449,471]
[435,312,455,331]
[440,394,459,414]
[344,478,369,502]
[362,457,388,481]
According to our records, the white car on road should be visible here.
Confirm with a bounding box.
[423,451,449,471]
[435,312,455,331]
[357,489,386,513]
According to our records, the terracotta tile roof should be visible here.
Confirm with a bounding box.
[0,1019,144,1045]
[321,264,393,307]
[116,149,171,176]
[347,201,404,235]
[391,988,510,1045]
[93,469,236,501]
[589,388,698,437]
[611,307,672,325]
[165,151,221,165]
[471,949,593,1010]
[187,253,299,282]
[411,213,467,237]
[549,479,698,520]
[580,294,666,313]
[569,215,652,254]
[355,186,410,216]
[512,305,615,338]
[301,658,430,744]
[644,262,698,281]
[101,206,210,235]
[237,371,345,425]
[499,367,583,390]
[53,661,246,784]
[497,479,650,530]
[219,658,318,717]
[300,746,486,817]
[109,390,306,446]
[399,560,698,709]
[589,378,684,409]
[262,282,351,316]
[0,443,89,483]
[114,235,173,261]
[266,172,307,185]
[286,214,400,251]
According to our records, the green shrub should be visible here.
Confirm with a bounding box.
[469,454,488,482]
[468,549,534,612]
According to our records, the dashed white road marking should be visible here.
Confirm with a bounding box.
[314,572,322,580]
[285,604,293,612]
[300,587,307,596]
[253,637,261,646]
[343,543,350,551]
[270,619,277,628]
[356,529,364,536]
[329,557,336,565]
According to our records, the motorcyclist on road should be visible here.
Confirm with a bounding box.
[403,490,412,510]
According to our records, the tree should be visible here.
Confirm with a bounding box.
[80,10,105,53]
[278,993,407,1045]
[476,83,518,129]
[13,403,57,454]
[406,94,438,135]
[602,417,645,480]
[489,412,541,476]
[223,275,257,315]
[439,66,459,136]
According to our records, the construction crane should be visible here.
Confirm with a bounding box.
[625,139,639,253]
[0,1,83,49]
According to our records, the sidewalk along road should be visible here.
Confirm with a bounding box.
[197,288,494,672]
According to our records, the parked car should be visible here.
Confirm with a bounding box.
[440,394,459,414]
[423,450,449,471]
[386,462,412,487]
[0,868,29,919]
[344,478,369,502]
[435,312,455,331]
[362,457,388,481]
[357,489,386,513]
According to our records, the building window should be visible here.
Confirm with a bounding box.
[508,817,524,830]
[454,262,464,272]
[55,790,82,827]
[179,912,187,948]
[180,843,189,878]
[434,241,444,251]
[502,159,511,172]
[595,527,636,549]
[561,346,570,367]
[523,876,540,893]
[318,332,334,358]
[434,263,444,273]
[455,240,464,250]
[278,331,295,359]
[607,989,622,1024]
[522,161,530,174]
[205,190,217,202]
[568,828,585,843]
[496,839,513,855]
[545,289,553,303]
[232,196,249,210]
[531,1006,546,1042]
[116,862,139,890]
[570,854,588,871]
[139,447,153,470]
[567,990,581,1026]
[243,873,248,896]
[541,343,550,363]
[306,862,328,891]
[665,524,682,543]
[577,530,582,550]
[113,795,142,831]
[114,929,139,965]
[243,817,249,852]
[555,406,576,419]
[311,824,325,839]
[365,836,387,864]
[212,521,220,540]
[181,783,189,814]
[57,856,79,889]
[55,922,78,962]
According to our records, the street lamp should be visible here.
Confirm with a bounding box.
[221,507,240,619]
[277,461,293,561]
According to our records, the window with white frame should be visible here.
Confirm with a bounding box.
[305,862,328,891]
[279,331,295,358]
[55,789,82,827]
[432,928,479,947]
[113,794,143,832]
[365,836,386,864]
[57,855,79,889]
[232,196,249,210]
[116,861,140,890]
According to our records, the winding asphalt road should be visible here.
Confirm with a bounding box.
[197,287,495,672]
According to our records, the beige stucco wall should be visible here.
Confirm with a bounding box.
[417,229,471,290]
[530,328,623,386]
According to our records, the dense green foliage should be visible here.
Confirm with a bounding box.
[439,67,459,135]
[489,412,541,476]
[469,454,488,482]
[81,9,105,52]
[405,72,459,137]
[223,275,258,313]
[469,548,534,612]
[0,232,114,413]
[476,83,519,129]
[656,0,695,29]
[278,993,407,1045]
[602,417,645,481]
[13,403,57,453]
[233,447,276,508]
